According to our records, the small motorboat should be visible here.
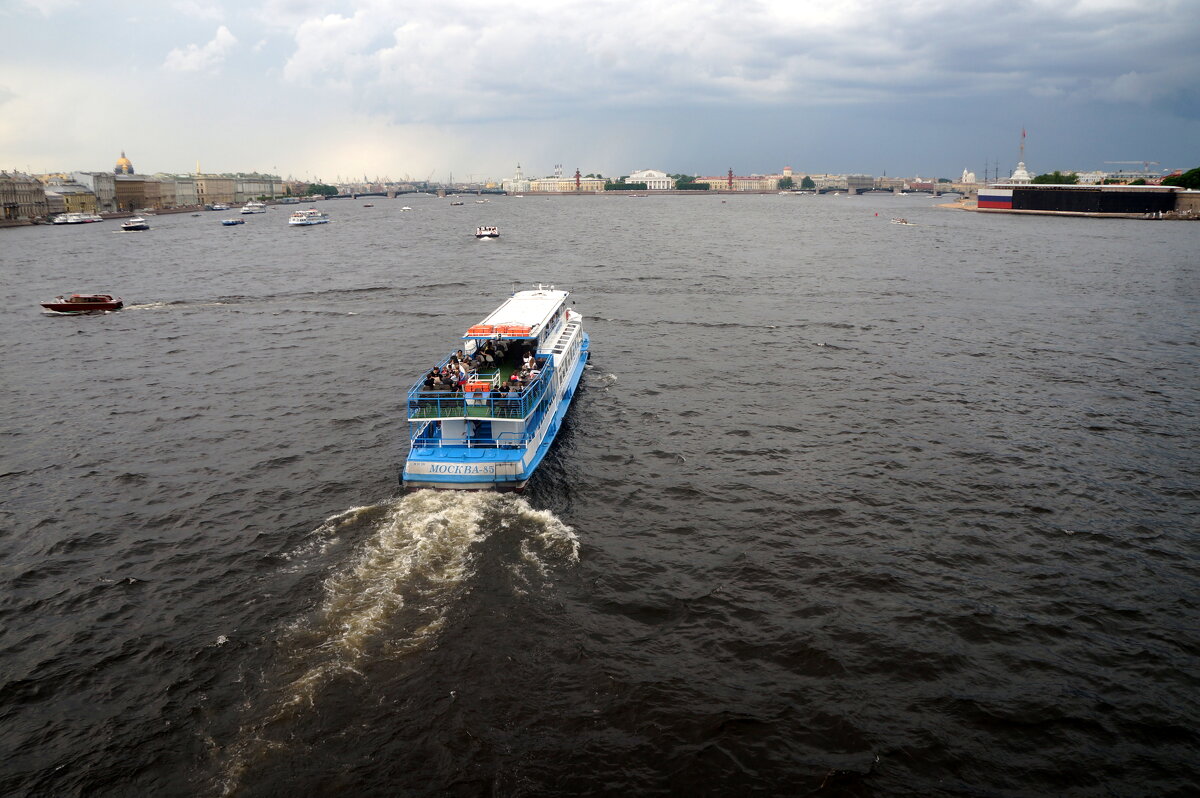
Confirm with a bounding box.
[449,200,464,206]
[363,203,374,207]
[41,293,123,313]
[475,226,500,238]
[400,206,414,211]
[890,218,915,225]
[121,216,150,231]
[221,218,245,226]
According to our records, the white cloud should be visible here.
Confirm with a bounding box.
[261,0,1198,124]
[163,25,238,72]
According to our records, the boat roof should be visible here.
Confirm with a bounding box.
[466,286,568,338]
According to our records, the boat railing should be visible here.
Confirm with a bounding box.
[407,368,552,421]
[411,427,533,450]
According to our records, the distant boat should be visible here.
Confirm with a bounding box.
[41,293,123,313]
[240,200,267,214]
[288,208,330,226]
[890,218,915,225]
[475,226,500,238]
[221,218,245,226]
[120,216,149,231]
[211,203,230,211]
[449,200,464,206]
[400,206,413,211]
[52,212,104,224]
[363,203,374,207]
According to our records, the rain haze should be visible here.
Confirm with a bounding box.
[1,0,1197,180]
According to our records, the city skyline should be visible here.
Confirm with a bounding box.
[2,1,1197,181]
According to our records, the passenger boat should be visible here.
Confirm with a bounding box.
[221,218,245,226]
[288,208,330,226]
[402,285,589,491]
[120,216,150,231]
[41,293,123,313]
[475,226,500,238]
[210,203,230,211]
[52,212,104,224]
[240,200,267,214]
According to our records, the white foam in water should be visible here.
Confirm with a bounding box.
[220,490,576,793]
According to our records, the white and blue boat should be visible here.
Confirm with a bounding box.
[402,285,589,491]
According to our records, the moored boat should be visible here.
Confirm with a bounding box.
[402,285,589,491]
[288,208,330,226]
[475,226,500,238]
[120,216,150,231]
[52,212,104,224]
[41,293,123,313]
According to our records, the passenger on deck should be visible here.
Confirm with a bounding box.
[522,351,536,369]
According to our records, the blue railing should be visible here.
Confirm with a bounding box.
[407,362,554,421]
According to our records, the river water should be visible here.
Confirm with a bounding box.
[1,195,1196,797]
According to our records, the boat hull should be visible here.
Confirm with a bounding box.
[41,301,123,312]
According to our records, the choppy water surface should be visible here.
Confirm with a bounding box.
[1,196,1197,796]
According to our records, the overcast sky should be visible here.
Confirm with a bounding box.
[1,0,1196,182]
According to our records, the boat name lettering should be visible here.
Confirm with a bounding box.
[429,464,497,475]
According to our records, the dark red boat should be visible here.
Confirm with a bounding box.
[41,293,123,313]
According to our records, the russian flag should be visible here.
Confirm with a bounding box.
[978,188,1013,209]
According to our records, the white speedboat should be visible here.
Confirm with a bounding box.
[402,285,589,491]
[120,217,150,231]
[240,200,266,214]
[288,208,330,226]
[475,226,500,238]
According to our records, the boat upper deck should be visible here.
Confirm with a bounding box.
[464,286,567,340]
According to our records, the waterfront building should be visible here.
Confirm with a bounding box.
[195,174,236,206]
[44,191,66,217]
[114,174,146,212]
[528,174,605,192]
[154,173,198,207]
[694,171,781,191]
[627,169,674,190]
[235,173,282,202]
[71,172,117,212]
[0,171,50,224]
[809,174,848,191]
[43,181,99,214]
[846,174,874,193]
[501,164,531,194]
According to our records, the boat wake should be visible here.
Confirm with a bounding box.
[217,490,577,794]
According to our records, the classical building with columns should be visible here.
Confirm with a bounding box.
[627,169,674,190]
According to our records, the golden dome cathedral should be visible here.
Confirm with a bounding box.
[114,151,134,175]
